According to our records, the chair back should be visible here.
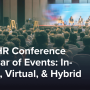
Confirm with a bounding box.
[73,54,90,70]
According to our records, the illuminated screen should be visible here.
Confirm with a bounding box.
[42,4,90,25]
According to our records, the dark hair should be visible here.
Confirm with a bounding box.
[35,30,48,44]
[15,30,20,35]
[18,35,26,47]
[3,31,9,36]
[50,30,56,34]
[7,35,16,41]
[12,32,18,36]
[31,38,37,47]
[57,29,62,34]
[55,34,65,47]
[46,29,50,34]
[80,32,85,38]
[0,34,7,46]
[3,42,15,55]
[22,32,28,39]
[12,28,15,31]
[69,33,77,43]
[11,38,21,48]
[83,36,90,46]
[65,28,70,32]
[78,29,82,33]
[71,28,74,32]
[64,32,70,39]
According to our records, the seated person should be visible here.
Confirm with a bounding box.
[64,32,70,43]
[18,35,29,49]
[7,35,16,41]
[69,16,74,22]
[58,16,63,25]
[26,30,32,40]
[71,27,74,32]
[66,33,80,48]
[78,28,82,35]
[0,42,18,60]
[22,32,30,41]
[79,32,85,41]
[3,31,9,38]
[69,16,74,25]
[65,28,70,33]
[78,16,83,23]
[12,32,18,37]
[0,34,7,46]
[78,36,90,54]
[54,34,73,60]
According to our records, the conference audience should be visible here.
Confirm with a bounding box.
[78,36,90,54]
[79,32,85,41]
[18,35,28,49]
[64,31,70,43]
[66,33,80,48]
[0,25,90,80]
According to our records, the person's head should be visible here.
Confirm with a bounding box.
[50,33,55,43]
[22,32,28,39]
[3,42,15,56]
[78,28,82,33]
[26,30,31,35]
[12,32,18,36]
[80,16,81,18]
[71,16,72,19]
[65,28,70,33]
[11,38,21,48]
[31,38,37,47]
[15,30,20,35]
[0,34,7,46]
[64,32,70,39]
[55,34,65,47]
[69,33,77,43]
[46,29,50,34]
[3,31,9,37]
[89,16,90,18]
[18,35,26,47]
[57,29,62,34]
[35,30,48,45]
[50,30,56,34]
[80,32,85,38]
[7,35,16,41]
[83,36,90,46]
[71,28,74,32]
